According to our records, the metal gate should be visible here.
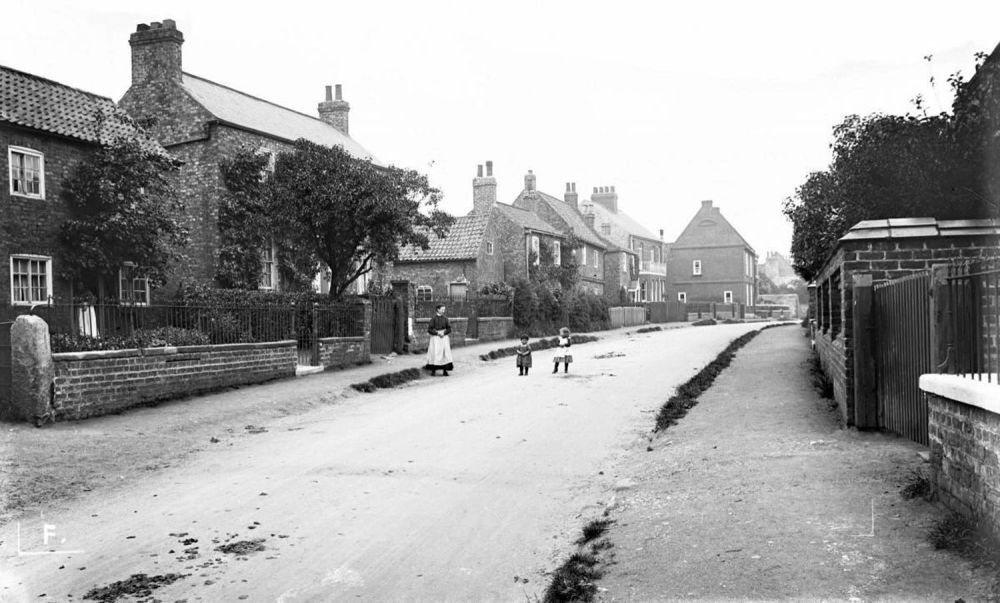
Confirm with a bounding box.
[370,297,396,355]
[873,272,932,445]
[0,321,12,414]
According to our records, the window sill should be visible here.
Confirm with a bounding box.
[9,192,45,200]
[920,374,1000,414]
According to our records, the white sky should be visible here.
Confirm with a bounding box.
[4,1,1000,257]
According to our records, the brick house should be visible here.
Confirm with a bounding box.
[580,185,664,301]
[812,217,1000,427]
[665,200,757,306]
[118,19,378,293]
[388,162,565,298]
[512,171,609,296]
[0,64,169,307]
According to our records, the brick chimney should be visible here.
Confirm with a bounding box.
[524,170,536,191]
[472,160,497,214]
[701,199,714,210]
[129,19,184,85]
[564,182,578,208]
[592,185,618,213]
[318,84,350,135]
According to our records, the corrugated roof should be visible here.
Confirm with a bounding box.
[841,217,1000,241]
[493,203,560,235]
[397,213,490,262]
[0,64,146,145]
[181,73,379,164]
[516,190,607,248]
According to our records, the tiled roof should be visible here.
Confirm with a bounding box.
[0,64,143,144]
[181,74,379,164]
[493,203,560,236]
[841,217,1000,241]
[582,201,661,248]
[516,190,608,249]
[397,212,490,262]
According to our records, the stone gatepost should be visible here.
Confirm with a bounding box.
[10,315,55,424]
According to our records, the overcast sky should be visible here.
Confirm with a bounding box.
[4,1,1000,258]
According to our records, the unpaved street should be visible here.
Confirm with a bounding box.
[2,323,762,601]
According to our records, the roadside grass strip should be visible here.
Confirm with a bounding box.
[479,335,599,361]
[350,367,423,393]
[634,326,662,334]
[653,324,784,432]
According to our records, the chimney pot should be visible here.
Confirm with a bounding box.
[335,84,343,100]
[593,187,598,194]
[486,160,493,176]
[325,85,333,101]
[136,23,150,31]
[477,164,483,177]
[701,200,713,208]
[129,18,185,85]
[162,19,176,28]
[150,21,162,29]
[611,185,616,192]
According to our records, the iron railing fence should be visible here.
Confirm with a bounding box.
[414,294,513,319]
[942,257,1000,384]
[18,300,365,351]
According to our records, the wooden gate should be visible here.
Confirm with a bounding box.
[873,272,932,445]
[370,297,396,355]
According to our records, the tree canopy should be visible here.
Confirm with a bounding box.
[60,110,188,299]
[782,51,999,282]
[220,139,454,298]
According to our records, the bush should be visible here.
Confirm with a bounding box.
[510,278,610,335]
[50,326,210,353]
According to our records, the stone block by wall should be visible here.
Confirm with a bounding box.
[53,340,296,420]
[924,380,1000,535]
[9,315,55,422]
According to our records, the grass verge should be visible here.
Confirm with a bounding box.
[653,325,783,432]
[350,367,422,392]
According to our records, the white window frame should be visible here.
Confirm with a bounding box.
[724,290,733,304]
[9,146,45,199]
[620,254,627,273]
[416,285,433,301]
[678,291,687,303]
[486,241,494,255]
[260,241,277,290]
[553,241,561,266]
[580,245,588,266]
[10,254,53,306]
[530,236,540,266]
[640,281,647,302]
[592,248,599,267]
[118,265,151,306]
[692,259,702,276]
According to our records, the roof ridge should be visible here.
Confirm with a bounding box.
[182,72,344,132]
[0,63,114,104]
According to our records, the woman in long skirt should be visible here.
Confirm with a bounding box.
[424,304,454,376]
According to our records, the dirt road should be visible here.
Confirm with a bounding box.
[2,323,763,601]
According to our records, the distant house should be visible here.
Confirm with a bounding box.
[665,200,757,306]
[118,19,378,294]
[388,162,565,298]
[0,64,168,307]
[512,171,609,296]
[759,251,799,288]
[580,185,664,301]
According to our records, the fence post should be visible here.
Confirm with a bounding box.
[929,264,951,373]
[311,302,320,366]
[852,273,877,429]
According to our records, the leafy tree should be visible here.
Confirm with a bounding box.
[529,234,581,290]
[217,149,271,289]
[267,140,453,298]
[60,110,187,298]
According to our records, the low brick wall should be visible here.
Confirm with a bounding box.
[318,336,369,369]
[412,317,468,351]
[476,317,513,342]
[922,374,1000,535]
[53,340,297,420]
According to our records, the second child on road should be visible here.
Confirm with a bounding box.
[553,327,572,374]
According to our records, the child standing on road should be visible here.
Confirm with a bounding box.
[516,336,533,376]
[553,327,573,374]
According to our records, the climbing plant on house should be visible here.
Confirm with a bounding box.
[60,110,188,299]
